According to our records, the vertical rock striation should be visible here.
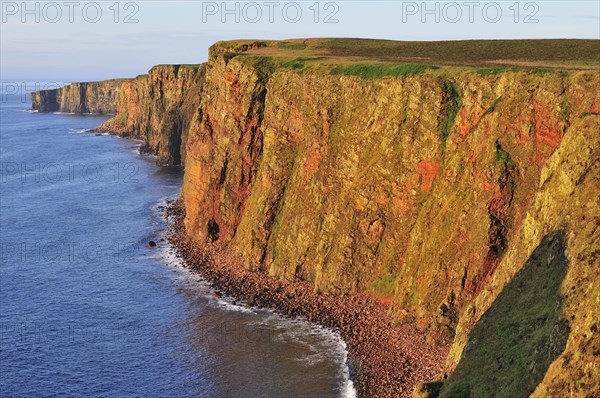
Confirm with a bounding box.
[95,64,206,166]
[31,80,126,114]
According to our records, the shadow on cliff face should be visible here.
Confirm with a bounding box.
[438,230,570,398]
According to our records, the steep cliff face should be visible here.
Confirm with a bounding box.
[30,89,60,112]
[96,64,206,166]
[443,104,599,396]
[181,41,599,395]
[31,80,125,114]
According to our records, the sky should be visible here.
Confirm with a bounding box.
[1,0,599,80]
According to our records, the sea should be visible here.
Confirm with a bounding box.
[0,82,356,398]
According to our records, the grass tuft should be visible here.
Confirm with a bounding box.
[331,63,428,79]
[371,274,397,297]
[477,67,520,76]
[438,80,462,152]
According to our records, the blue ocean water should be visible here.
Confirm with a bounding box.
[0,83,355,398]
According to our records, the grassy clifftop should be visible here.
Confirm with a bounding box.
[211,38,600,70]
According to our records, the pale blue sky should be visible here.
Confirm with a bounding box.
[1,0,599,80]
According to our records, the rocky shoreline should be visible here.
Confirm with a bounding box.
[163,201,449,398]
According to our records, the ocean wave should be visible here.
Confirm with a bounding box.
[339,339,357,398]
[152,199,356,397]
[157,240,258,314]
[259,313,357,397]
[67,128,90,134]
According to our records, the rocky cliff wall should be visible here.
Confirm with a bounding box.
[31,79,125,114]
[181,41,599,395]
[95,64,206,166]
[32,65,205,166]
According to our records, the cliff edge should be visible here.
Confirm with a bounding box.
[31,79,126,114]
[31,65,206,166]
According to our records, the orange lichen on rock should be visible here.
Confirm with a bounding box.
[416,160,439,192]
[533,103,563,162]
[457,103,485,139]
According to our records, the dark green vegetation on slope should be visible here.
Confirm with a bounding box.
[331,63,430,78]
[438,231,569,398]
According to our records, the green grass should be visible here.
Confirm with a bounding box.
[438,231,570,398]
[316,38,600,66]
[370,274,397,297]
[237,55,278,77]
[279,57,325,70]
[478,67,520,76]
[280,59,306,70]
[483,96,503,115]
[438,80,462,151]
[330,63,429,79]
[212,39,599,74]
[560,93,571,123]
[278,41,308,51]
[477,66,553,76]
[580,111,600,117]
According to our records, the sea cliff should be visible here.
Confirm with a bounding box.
[95,64,206,166]
[32,65,205,166]
[31,79,126,114]
[31,38,600,398]
[182,40,599,397]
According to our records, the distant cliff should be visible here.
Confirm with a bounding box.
[32,66,205,166]
[31,80,126,114]
[95,64,205,166]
